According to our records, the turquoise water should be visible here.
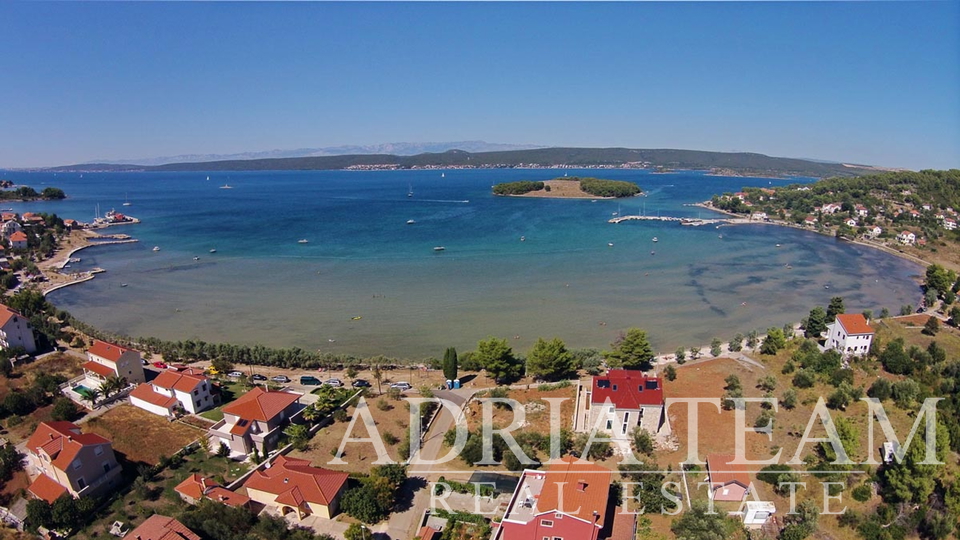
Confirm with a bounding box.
[2,169,922,358]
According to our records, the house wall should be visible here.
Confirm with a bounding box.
[174,381,215,414]
[32,443,122,498]
[0,315,37,354]
[826,324,872,356]
[130,395,174,417]
[115,351,145,384]
[587,403,664,439]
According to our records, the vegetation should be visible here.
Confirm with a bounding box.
[442,347,458,381]
[179,498,328,540]
[0,186,67,201]
[340,464,408,524]
[491,180,544,195]
[605,328,655,370]
[525,337,576,381]
[576,177,641,198]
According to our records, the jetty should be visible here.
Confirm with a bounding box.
[609,215,730,226]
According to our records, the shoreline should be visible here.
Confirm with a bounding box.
[37,230,138,296]
[690,202,933,271]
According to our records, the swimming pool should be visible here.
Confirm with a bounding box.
[72,384,95,398]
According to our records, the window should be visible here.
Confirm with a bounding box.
[280,411,286,420]
[103,462,111,473]
[195,400,201,408]
[94,446,104,456]
[77,477,86,489]
[540,520,553,527]
[612,384,618,391]
[605,420,613,430]
[193,390,199,396]
[72,459,82,470]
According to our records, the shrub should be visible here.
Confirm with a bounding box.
[851,484,873,502]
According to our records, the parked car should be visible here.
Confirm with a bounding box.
[227,371,244,378]
[351,379,371,388]
[152,361,168,369]
[271,375,290,383]
[141,359,148,366]
[324,378,343,387]
[251,374,267,381]
[389,381,412,391]
[299,375,321,386]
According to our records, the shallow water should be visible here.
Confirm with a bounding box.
[3,168,922,358]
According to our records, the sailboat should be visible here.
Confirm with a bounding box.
[441,173,445,178]
[122,193,131,206]
[407,184,413,197]
[220,184,232,189]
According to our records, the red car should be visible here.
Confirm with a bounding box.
[152,361,168,369]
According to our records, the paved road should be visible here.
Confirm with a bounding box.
[374,388,475,540]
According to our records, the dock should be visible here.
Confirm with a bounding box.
[609,215,729,226]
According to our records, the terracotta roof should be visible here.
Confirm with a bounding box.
[591,369,663,409]
[127,514,201,540]
[130,383,178,409]
[175,473,211,501]
[836,313,874,335]
[9,231,27,242]
[417,526,441,540]
[26,421,111,470]
[206,486,250,508]
[243,455,347,507]
[0,305,24,327]
[706,454,752,488]
[229,419,252,436]
[153,370,207,393]
[82,360,116,378]
[28,473,67,504]
[535,456,610,527]
[609,510,638,540]
[88,340,132,363]
[222,387,300,422]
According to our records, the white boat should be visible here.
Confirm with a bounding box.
[441,173,445,178]
[776,243,782,247]
[608,242,614,247]
[152,246,160,252]
[407,183,413,197]
[206,176,210,181]
[406,220,415,225]
[220,184,232,189]
[298,239,309,244]
[122,193,131,206]
[718,234,723,239]
[209,249,217,253]
[652,237,659,243]
[433,246,445,252]
[120,283,127,287]
[520,236,525,242]
[193,257,200,261]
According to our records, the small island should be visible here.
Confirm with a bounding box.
[0,185,66,201]
[492,177,642,199]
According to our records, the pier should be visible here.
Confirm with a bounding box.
[609,215,730,226]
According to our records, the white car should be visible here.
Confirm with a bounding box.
[227,371,244,378]
[389,381,412,391]
[324,378,343,387]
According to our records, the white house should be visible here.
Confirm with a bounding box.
[129,369,217,417]
[845,218,858,227]
[751,212,768,221]
[897,231,916,245]
[855,205,869,217]
[579,370,669,455]
[804,216,818,227]
[825,313,874,357]
[944,218,957,231]
[1,221,22,240]
[868,226,882,238]
[0,305,37,354]
[81,339,146,387]
[821,203,842,214]
[9,231,27,250]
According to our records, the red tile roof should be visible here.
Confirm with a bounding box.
[9,231,27,242]
[130,383,178,409]
[706,454,752,488]
[609,510,638,540]
[88,340,133,363]
[174,473,211,501]
[535,456,610,527]
[417,526,441,540]
[222,387,300,422]
[153,370,207,393]
[28,473,67,504]
[82,360,116,378]
[243,455,347,507]
[0,305,25,327]
[26,421,111,470]
[127,515,201,540]
[206,486,251,508]
[591,370,663,409]
[836,313,874,335]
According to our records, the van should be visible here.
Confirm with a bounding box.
[300,375,321,386]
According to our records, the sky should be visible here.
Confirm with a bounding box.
[1,2,958,170]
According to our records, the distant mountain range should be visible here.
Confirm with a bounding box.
[85,141,545,166]
[48,147,878,178]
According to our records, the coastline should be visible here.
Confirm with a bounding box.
[691,202,934,271]
[37,230,138,296]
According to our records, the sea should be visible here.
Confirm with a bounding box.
[0,169,923,359]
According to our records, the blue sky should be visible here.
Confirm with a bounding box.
[1,2,958,170]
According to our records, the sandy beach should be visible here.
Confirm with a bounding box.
[36,230,137,295]
[509,179,616,199]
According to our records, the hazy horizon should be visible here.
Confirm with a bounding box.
[1,2,957,170]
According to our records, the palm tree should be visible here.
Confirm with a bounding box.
[372,364,383,396]
[106,375,128,395]
[81,388,101,410]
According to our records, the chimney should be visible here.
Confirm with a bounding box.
[577,480,587,492]
[67,436,73,442]
[200,477,207,491]
[284,478,289,483]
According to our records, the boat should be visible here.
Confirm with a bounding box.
[652,237,659,243]
[776,243,782,247]
[220,184,232,189]
[351,316,362,320]
[406,220,416,225]
[407,183,413,197]
[520,236,525,242]
[608,242,614,247]
[298,239,309,244]
[209,249,217,253]
[193,257,200,261]
[152,246,160,252]
[206,176,210,181]
[718,234,723,239]
[433,246,445,252]
[650,250,656,255]
[122,193,131,206]
[441,173,445,178]
[120,283,127,287]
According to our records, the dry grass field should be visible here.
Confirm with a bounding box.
[82,405,202,465]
